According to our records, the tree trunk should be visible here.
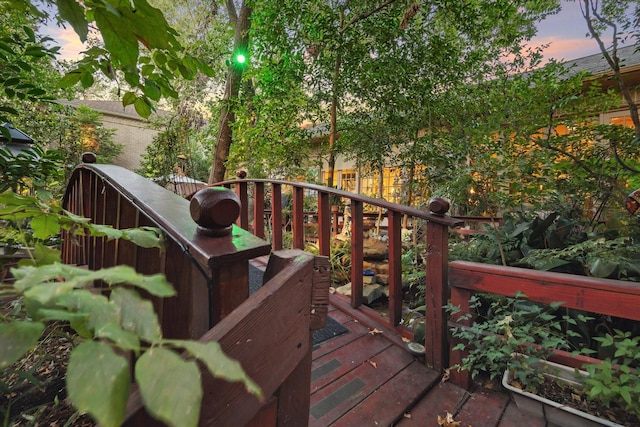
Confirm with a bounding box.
[326,50,341,189]
[209,2,252,184]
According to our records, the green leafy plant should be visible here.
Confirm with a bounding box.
[446,293,582,390]
[579,330,640,418]
[522,236,640,281]
[0,191,260,427]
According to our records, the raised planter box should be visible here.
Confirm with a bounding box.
[502,359,623,427]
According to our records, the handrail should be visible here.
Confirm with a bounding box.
[125,250,327,426]
[448,260,640,389]
[62,162,271,339]
[207,177,464,371]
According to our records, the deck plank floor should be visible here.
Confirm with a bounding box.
[311,298,549,427]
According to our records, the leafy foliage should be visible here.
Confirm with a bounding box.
[0,191,260,426]
[580,330,640,417]
[446,293,582,389]
[522,236,640,280]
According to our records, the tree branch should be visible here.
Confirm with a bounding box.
[340,0,401,34]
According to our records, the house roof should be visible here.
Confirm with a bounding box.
[0,123,35,155]
[57,100,171,121]
[561,45,640,78]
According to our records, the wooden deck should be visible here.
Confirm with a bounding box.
[311,295,547,427]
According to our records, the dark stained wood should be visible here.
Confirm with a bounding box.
[309,345,415,426]
[236,180,249,229]
[396,381,469,426]
[292,186,305,249]
[336,360,439,426]
[271,183,283,250]
[254,182,265,239]
[116,197,138,268]
[214,177,463,370]
[387,209,403,326]
[277,336,313,427]
[424,212,451,372]
[311,334,392,392]
[450,260,640,320]
[317,192,331,257]
[313,301,547,427]
[124,252,318,427]
[449,260,640,389]
[246,396,277,427]
[330,294,410,350]
[350,199,364,308]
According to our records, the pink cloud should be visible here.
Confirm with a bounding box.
[44,26,87,61]
[535,36,602,62]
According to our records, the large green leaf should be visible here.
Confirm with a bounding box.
[97,265,175,297]
[589,257,618,278]
[110,287,162,343]
[93,8,139,68]
[170,340,262,399]
[0,321,44,369]
[135,347,202,427]
[67,342,130,427]
[121,227,164,249]
[56,289,119,337]
[27,212,60,239]
[95,322,140,352]
[56,0,89,41]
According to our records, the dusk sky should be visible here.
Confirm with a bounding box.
[46,1,621,63]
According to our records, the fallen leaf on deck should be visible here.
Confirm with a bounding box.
[401,337,411,343]
[368,360,378,368]
[403,413,412,419]
[441,368,450,383]
[368,328,383,335]
[437,412,461,426]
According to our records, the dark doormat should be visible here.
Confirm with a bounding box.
[249,264,348,346]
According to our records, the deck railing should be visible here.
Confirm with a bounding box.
[61,160,330,425]
[448,260,640,389]
[208,177,463,371]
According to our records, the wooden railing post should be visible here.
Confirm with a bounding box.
[317,192,331,257]
[254,182,265,239]
[235,171,249,230]
[350,200,364,308]
[424,197,452,371]
[292,187,304,249]
[271,183,283,250]
[387,210,403,326]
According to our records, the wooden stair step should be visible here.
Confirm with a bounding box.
[332,360,440,426]
[309,345,415,426]
[396,381,469,426]
[311,332,392,392]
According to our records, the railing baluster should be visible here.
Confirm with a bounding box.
[254,182,265,239]
[317,192,331,257]
[236,180,249,230]
[387,210,403,326]
[292,187,304,249]
[350,200,364,308]
[271,183,283,250]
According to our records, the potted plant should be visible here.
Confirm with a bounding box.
[502,329,640,427]
[448,294,640,426]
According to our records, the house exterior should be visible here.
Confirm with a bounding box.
[58,100,170,171]
[319,45,640,203]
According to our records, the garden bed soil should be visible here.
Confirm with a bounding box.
[0,325,95,426]
[509,374,639,426]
